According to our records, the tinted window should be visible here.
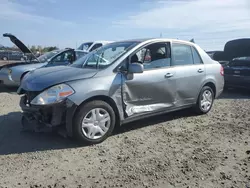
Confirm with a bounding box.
[37,50,61,63]
[90,43,103,51]
[51,50,74,63]
[77,42,93,51]
[131,42,170,70]
[191,46,203,64]
[229,58,250,67]
[172,43,193,66]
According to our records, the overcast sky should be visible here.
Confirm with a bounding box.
[0,0,250,50]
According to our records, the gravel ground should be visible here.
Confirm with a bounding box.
[0,86,249,188]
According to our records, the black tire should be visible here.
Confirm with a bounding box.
[194,86,214,115]
[73,100,116,144]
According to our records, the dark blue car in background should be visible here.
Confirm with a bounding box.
[224,56,250,90]
[0,50,26,61]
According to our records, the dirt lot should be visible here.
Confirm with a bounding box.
[0,86,249,188]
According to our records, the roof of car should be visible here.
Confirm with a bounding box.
[82,41,114,43]
[113,38,195,45]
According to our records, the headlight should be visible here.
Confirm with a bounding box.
[30,84,75,105]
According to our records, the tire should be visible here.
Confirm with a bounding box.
[3,57,7,61]
[73,100,116,144]
[20,57,25,61]
[194,86,214,115]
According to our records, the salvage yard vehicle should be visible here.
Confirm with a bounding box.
[224,56,250,90]
[17,38,224,144]
[0,50,27,61]
[0,33,88,87]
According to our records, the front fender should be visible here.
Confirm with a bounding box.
[66,73,124,120]
[10,63,46,82]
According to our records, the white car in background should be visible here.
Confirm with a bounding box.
[77,41,114,52]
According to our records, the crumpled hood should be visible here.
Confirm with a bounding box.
[19,66,98,92]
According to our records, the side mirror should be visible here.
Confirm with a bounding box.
[128,63,144,73]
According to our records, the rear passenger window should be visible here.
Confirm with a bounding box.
[172,43,193,66]
[191,46,203,64]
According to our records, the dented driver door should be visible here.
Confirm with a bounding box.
[122,67,177,117]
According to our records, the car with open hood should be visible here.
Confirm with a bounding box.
[0,33,88,87]
[224,56,250,90]
[18,38,224,144]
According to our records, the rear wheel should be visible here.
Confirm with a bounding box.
[73,100,116,144]
[194,86,214,114]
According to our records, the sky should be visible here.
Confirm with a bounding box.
[0,0,250,51]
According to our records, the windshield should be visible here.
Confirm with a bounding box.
[77,42,93,51]
[37,50,61,63]
[75,51,88,59]
[71,41,140,69]
[233,56,250,61]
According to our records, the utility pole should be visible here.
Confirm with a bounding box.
[160,32,162,38]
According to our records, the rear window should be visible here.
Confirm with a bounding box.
[230,57,250,67]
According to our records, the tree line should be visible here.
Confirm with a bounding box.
[0,45,59,53]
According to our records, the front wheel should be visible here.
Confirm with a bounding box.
[194,86,214,114]
[73,100,116,144]
[3,57,7,61]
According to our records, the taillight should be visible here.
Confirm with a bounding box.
[220,65,224,76]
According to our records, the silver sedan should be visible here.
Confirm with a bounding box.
[18,38,224,144]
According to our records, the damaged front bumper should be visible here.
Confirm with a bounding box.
[19,95,78,137]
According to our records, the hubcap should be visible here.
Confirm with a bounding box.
[200,90,213,111]
[81,108,111,140]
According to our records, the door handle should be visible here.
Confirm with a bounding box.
[197,69,204,73]
[165,73,174,78]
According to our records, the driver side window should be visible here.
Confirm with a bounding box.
[130,42,170,70]
[51,51,74,63]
